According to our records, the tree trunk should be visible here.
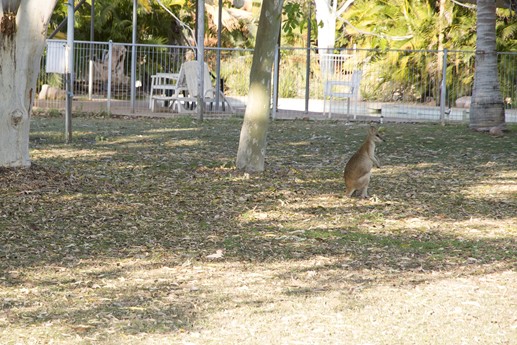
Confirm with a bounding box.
[469,0,505,130]
[315,0,337,54]
[236,0,284,172]
[0,0,57,167]
[315,0,337,76]
[314,1,354,77]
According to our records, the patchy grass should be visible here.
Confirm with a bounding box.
[1,115,516,344]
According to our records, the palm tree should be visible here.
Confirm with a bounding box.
[342,0,448,102]
[470,0,505,130]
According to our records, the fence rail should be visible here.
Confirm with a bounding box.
[34,40,517,123]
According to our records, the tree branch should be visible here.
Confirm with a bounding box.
[450,0,476,9]
[336,0,355,18]
[153,0,196,47]
[342,18,413,41]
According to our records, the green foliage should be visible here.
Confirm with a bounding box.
[46,0,517,105]
[50,0,255,48]
[496,8,517,51]
[282,2,303,35]
[48,73,63,89]
[279,64,303,98]
[342,0,471,50]
[332,0,517,103]
[220,53,252,96]
[338,1,463,102]
[281,0,316,46]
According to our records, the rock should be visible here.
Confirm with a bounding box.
[37,84,49,100]
[489,126,504,137]
[38,84,66,100]
[233,0,252,11]
[455,96,471,108]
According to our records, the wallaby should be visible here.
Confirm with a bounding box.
[344,126,384,198]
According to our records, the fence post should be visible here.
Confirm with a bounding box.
[272,44,280,119]
[130,0,137,114]
[88,0,94,101]
[107,40,112,114]
[440,48,448,125]
[304,4,312,114]
[88,52,94,100]
[196,0,205,121]
[215,0,222,111]
[65,0,74,143]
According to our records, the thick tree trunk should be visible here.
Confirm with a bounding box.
[0,0,57,167]
[469,0,505,131]
[236,0,284,172]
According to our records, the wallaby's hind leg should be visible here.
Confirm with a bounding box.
[355,173,371,198]
[345,187,356,197]
[357,186,369,198]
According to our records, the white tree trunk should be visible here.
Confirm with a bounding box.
[469,0,505,130]
[315,0,337,54]
[0,0,57,167]
[314,0,354,76]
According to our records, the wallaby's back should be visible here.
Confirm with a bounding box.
[344,126,383,198]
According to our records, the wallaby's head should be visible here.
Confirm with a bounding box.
[368,126,384,143]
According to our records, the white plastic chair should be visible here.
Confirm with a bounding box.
[149,73,180,112]
[323,70,363,119]
[180,61,234,113]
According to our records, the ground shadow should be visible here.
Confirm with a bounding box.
[1,117,515,340]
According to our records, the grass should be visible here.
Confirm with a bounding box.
[1,115,516,344]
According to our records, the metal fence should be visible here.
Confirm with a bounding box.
[34,40,517,123]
